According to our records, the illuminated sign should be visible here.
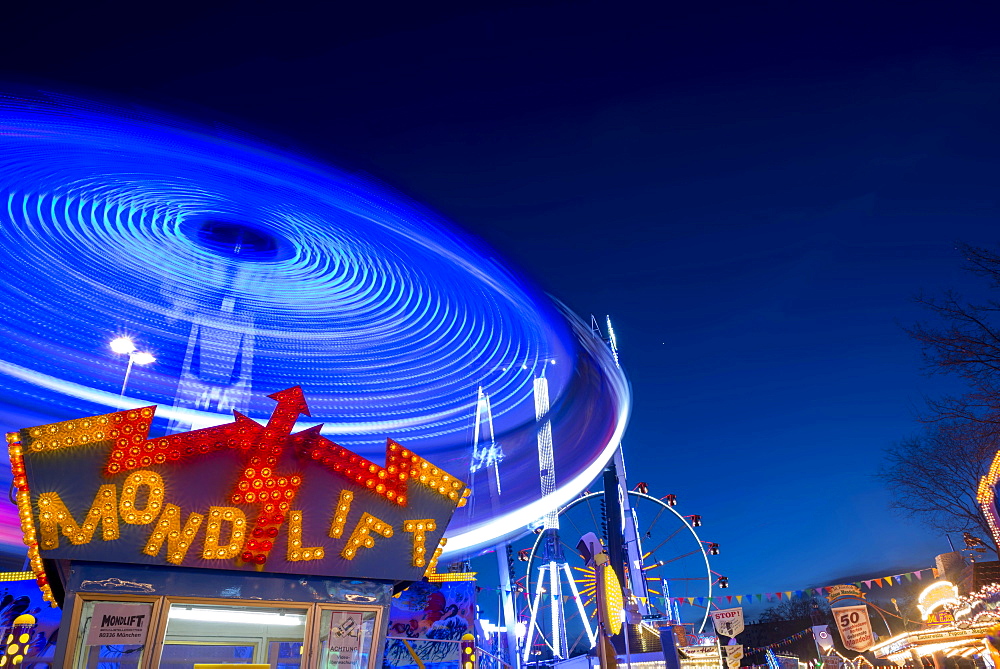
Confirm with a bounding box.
[978,451,1000,550]
[925,610,955,625]
[826,584,865,604]
[832,605,874,652]
[917,581,959,619]
[7,387,469,604]
[710,608,745,637]
[598,561,624,635]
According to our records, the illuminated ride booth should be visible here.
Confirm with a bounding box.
[870,580,997,666]
[6,386,469,669]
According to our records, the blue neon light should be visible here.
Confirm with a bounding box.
[0,96,629,554]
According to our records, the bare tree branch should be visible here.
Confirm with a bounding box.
[880,420,999,554]
[890,244,1000,552]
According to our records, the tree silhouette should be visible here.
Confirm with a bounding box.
[885,243,1000,552]
[881,420,999,554]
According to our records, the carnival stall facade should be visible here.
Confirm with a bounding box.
[5,387,469,668]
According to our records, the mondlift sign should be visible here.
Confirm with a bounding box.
[7,387,469,604]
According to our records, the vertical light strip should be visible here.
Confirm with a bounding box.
[978,451,1000,550]
[549,561,562,658]
[534,377,557,531]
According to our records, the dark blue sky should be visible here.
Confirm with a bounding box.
[4,1,1000,597]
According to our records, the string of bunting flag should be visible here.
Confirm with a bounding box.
[672,567,936,606]
[743,628,812,656]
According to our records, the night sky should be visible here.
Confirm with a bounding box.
[4,1,1000,602]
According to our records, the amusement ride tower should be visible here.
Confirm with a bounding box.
[467,387,520,667]
[515,319,713,662]
[468,387,503,509]
[523,369,596,663]
[603,317,656,616]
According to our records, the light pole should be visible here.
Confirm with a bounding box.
[892,598,921,668]
[110,337,156,398]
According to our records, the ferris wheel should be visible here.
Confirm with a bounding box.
[516,490,719,661]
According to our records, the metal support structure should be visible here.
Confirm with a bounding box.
[562,561,596,648]
[524,570,546,664]
[119,354,136,397]
[603,464,627,598]
[604,317,654,616]
[520,318,661,662]
[471,387,504,499]
[496,545,520,669]
[522,373,578,662]
[469,387,519,669]
[548,560,566,658]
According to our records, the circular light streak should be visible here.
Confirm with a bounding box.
[0,96,629,554]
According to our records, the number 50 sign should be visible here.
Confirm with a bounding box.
[831,605,874,652]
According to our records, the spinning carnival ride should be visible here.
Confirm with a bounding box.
[0,96,715,669]
[0,97,628,555]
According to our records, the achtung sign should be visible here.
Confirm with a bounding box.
[328,611,364,667]
[7,387,469,597]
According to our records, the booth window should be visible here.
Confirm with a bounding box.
[72,599,154,669]
[159,603,307,668]
[315,608,378,669]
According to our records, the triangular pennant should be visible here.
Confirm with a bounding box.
[905,573,913,582]
[688,597,695,605]
[757,594,763,602]
[915,570,923,580]
[785,591,793,599]
[775,592,782,600]
[932,568,939,578]
[727,595,732,603]
[863,580,872,588]
[894,575,902,584]
[875,579,883,588]
[736,595,743,603]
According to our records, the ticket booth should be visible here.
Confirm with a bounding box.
[5,387,468,668]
